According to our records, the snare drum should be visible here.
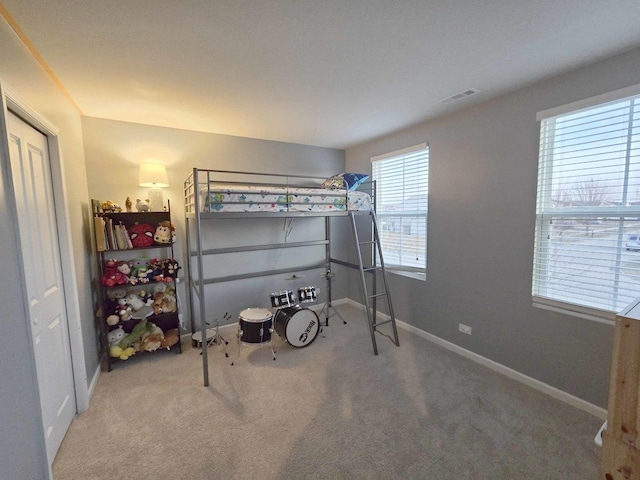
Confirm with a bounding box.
[270,290,295,308]
[238,308,273,345]
[297,286,317,304]
[191,328,217,348]
[274,305,319,348]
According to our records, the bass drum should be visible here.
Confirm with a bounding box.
[274,305,320,348]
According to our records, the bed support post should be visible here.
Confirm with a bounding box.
[193,168,211,386]
[320,216,345,326]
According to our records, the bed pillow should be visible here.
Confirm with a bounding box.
[322,173,369,191]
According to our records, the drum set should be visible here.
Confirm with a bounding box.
[237,285,320,358]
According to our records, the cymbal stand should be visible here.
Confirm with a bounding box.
[319,269,345,326]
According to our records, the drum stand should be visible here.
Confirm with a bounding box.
[230,338,277,365]
[231,318,278,366]
[320,270,345,326]
[202,313,230,358]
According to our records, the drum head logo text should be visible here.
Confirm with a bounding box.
[299,319,317,343]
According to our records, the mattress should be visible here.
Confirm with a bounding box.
[200,184,372,213]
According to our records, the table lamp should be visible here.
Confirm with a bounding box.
[139,163,169,211]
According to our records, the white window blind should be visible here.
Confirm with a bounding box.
[371,143,429,274]
[533,91,640,317]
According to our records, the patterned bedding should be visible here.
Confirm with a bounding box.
[200,184,372,213]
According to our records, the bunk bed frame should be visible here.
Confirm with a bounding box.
[184,168,398,386]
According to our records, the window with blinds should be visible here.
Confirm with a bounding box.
[533,90,640,318]
[371,143,429,277]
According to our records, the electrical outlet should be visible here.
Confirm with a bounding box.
[458,323,472,335]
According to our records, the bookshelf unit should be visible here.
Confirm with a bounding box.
[92,200,182,371]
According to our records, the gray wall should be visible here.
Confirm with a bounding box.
[81,117,346,332]
[0,18,94,480]
[345,46,640,408]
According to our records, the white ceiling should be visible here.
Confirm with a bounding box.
[3,0,640,149]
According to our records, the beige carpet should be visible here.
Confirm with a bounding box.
[53,303,601,479]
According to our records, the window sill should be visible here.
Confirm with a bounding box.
[388,269,426,281]
[532,296,615,325]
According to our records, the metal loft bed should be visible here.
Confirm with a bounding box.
[184,168,399,386]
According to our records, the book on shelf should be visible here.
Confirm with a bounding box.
[105,218,117,250]
[113,222,134,250]
[94,216,107,251]
[121,223,134,249]
[114,224,126,249]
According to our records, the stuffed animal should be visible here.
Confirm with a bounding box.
[118,318,153,350]
[128,223,155,247]
[108,326,126,347]
[160,328,180,349]
[154,221,175,244]
[147,258,165,283]
[106,287,128,302]
[115,261,133,284]
[126,293,153,319]
[102,259,119,287]
[126,293,146,311]
[136,266,151,284]
[162,259,180,281]
[130,258,150,277]
[109,345,135,360]
[132,288,151,302]
[152,283,168,294]
[100,200,121,213]
[139,323,165,352]
[136,198,150,212]
[106,314,120,326]
[117,297,132,321]
[151,290,177,315]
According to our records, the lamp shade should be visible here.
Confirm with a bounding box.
[139,163,169,188]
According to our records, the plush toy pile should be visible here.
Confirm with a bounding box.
[105,283,180,360]
[106,283,177,320]
[108,318,180,360]
[100,216,180,361]
[102,258,180,286]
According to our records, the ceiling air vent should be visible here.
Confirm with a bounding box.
[440,88,480,104]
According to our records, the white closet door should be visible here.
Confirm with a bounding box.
[7,111,76,464]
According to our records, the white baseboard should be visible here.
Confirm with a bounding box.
[86,364,101,406]
[340,298,607,420]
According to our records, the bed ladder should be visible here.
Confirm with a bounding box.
[349,210,400,355]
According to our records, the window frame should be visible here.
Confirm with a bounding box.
[533,84,640,323]
[371,143,429,281]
